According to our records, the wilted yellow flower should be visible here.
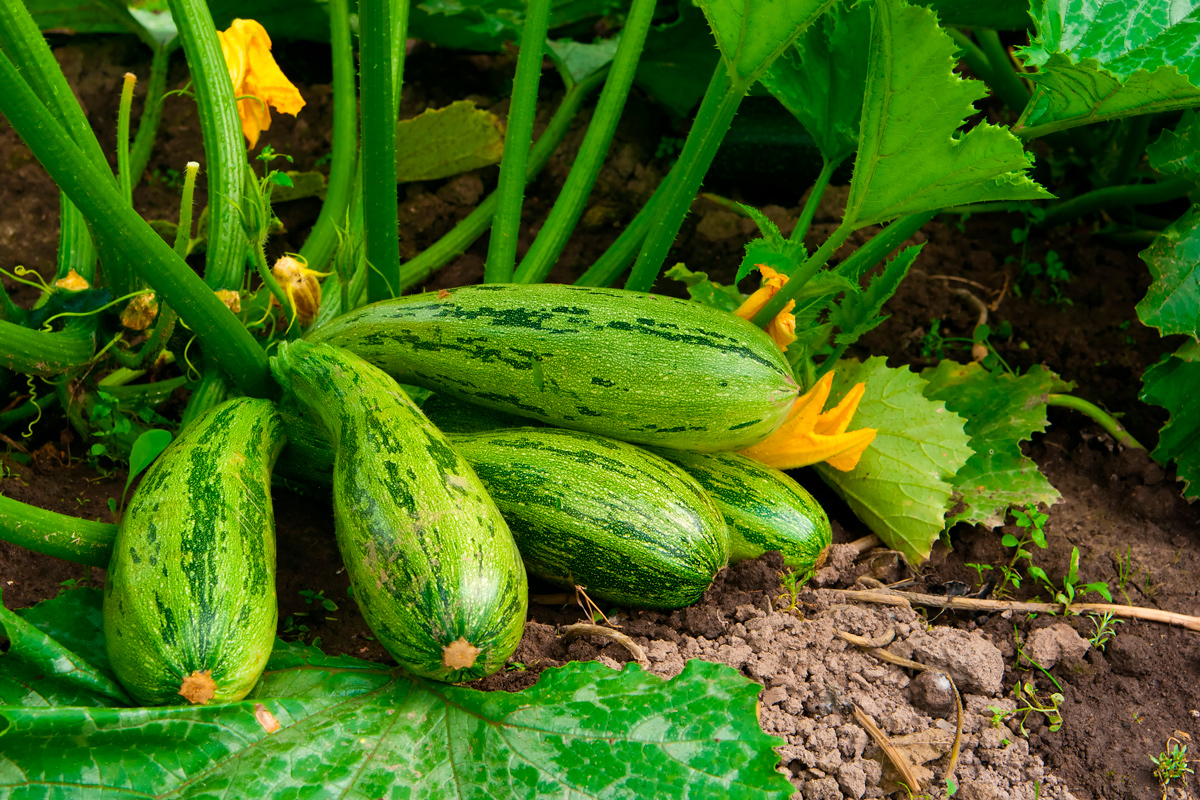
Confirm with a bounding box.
[271,255,329,328]
[734,264,796,351]
[121,293,159,331]
[54,270,90,291]
[214,289,242,314]
[217,19,305,148]
[738,371,877,472]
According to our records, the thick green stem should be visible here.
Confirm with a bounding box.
[117,72,136,204]
[129,43,172,185]
[1037,177,1194,229]
[0,493,117,567]
[0,391,59,432]
[394,68,607,292]
[484,0,553,283]
[625,66,744,292]
[1046,394,1145,451]
[175,162,200,258]
[168,0,247,292]
[513,0,656,284]
[574,181,664,287]
[0,0,107,282]
[751,223,854,326]
[298,0,357,272]
[179,365,230,429]
[974,29,1029,115]
[790,158,838,245]
[360,0,401,302]
[0,47,274,398]
[0,319,95,375]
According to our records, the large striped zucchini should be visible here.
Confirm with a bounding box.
[103,397,283,706]
[271,341,527,682]
[449,427,730,609]
[651,449,831,571]
[307,283,799,451]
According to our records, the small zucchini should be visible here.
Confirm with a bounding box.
[651,450,831,571]
[271,341,527,682]
[449,427,730,609]
[104,397,284,706]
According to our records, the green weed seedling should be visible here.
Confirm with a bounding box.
[1087,611,1122,650]
[1032,546,1113,612]
[777,566,815,613]
[1151,739,1193,798]
[299,588,339,620]
[987,679,1065,737]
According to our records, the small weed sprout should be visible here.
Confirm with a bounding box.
[987,679,1065,737]
[299,588,339,619]
[1115,546,1138,604]
[777,566,815,613]
[1151,739,1194,797]
[1086,611,1122,650]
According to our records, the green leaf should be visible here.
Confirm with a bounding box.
[828,243,923,347]
[395,100,506,183]
[697,0,838,87]
[1140,340,1200,500]
[1136,205,1200,338]
[759,0,872,165]
[0,589,130,708]
[735,204,808,282]
[208,0,331,42]
[814,357,972,563]
[1015,0,1200,136]
[665,262,747,312]
[845,0,1052,229]
[921,361,1073,528]
[0,592,792,799]
[1147,110,1200,180]
[269,170,326,203]
[548,35,620,85]
[122,428,171,504]
[409,0,623,51]
[634,0,722,117]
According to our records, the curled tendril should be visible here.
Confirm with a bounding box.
[38,289,155,332]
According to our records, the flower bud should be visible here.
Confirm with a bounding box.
[272,255,326,326]
[121,293,159,331]
[54,270,90,292]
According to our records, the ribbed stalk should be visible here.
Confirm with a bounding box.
[179,365,230,430]
[1037,177,1193,229]
[625,66,743,292]
[167,0,247,291]
[974,29,1029,116]
[790,158,838,245]
[129,43,173,185]
[513,0,656,284]
[483,0,553,283]
[0,319,95,375]
[394,68,608,292]
[0,493,117,567]
[0,47,274,398]
[360,0,401,302]
[298,0,357,272]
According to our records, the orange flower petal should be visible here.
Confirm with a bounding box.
[813,381,866,436]
[217,19,306,148]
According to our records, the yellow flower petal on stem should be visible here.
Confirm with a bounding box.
[738,371,876,471]
[217,19,306,148]
[813,381,866,436]
[734,265,797,352]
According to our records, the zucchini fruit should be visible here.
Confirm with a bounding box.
[449,427,730,609]
[651,450,831,571]
[104,397,284,706]
[271,341,527,682]
[307,283,799,451]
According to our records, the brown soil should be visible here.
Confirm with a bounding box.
[3,33,1199,800]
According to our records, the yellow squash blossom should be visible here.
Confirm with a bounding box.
[271,255,330,328]
[217,19,305,148]
[734,264,796,351]
[739,371,877,472]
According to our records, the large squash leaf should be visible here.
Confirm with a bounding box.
[759,0,872,166]
[0,589,793,799]
[921,361,1071,528]
[843,0,1051,229]
[814,357,972,564]
[1136,204,1200,339]
[1015,0,1200,137]
[1146,109,1200,180]
[395,100,506,183]
[697,0,838,87]
[1140,340,1200,500]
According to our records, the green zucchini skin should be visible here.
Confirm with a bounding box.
[448,427,730,609]
[306,283,799,451]
[651,450,831,570]
[104,397,284,706]
[271,341,527,682]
